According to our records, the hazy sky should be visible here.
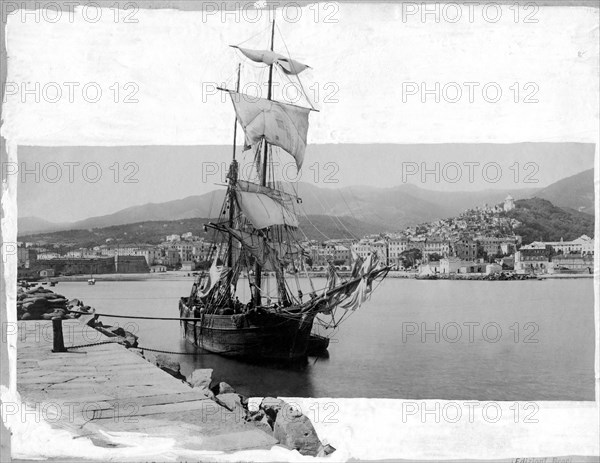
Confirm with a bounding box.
[14,142,595,222]
[4,4,597,223]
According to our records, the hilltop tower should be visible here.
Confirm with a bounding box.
[503,194,515,212]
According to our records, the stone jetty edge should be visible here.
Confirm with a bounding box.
[15,282,336,457]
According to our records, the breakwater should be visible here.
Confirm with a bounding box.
[15,285,335,456]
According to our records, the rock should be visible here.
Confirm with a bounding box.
[214,381,236,395]
[143,351,157,365]
[155,354,186,382]
[273,403,322,456]
[215,393,247,420]
[189,368,213,389]
[195,386,215,400]
[317,443,336,457]
[260,397,283,423]
[249,417,274,436]
[156,354,180,372]
[108,326,133,339]
[122,333,138,348]
[247,409,266,422]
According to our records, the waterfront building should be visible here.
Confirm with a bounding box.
[543,235,594,255]
[192,241,214,261]
[549,254,593,273]
[408,237,426,253]
[439,256,463,274]
[351,239,388,265]
[115,255,150,273]
[181,261,195,271]
[134,247,161,266]
[453,237,478,261]
[419,261,440,275]
[17,247,37,269]
[514,245,551,274]
[439,257,486,274]
[155,248,181,267]
[30,257,116,275]
[175,242,195,262]
[388,237,410,266]
[476,236,519,257]
[485,263,503,275]
[36,252,61,260]
[423,236,450,258]
[324,244,351,265]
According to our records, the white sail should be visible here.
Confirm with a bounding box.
[226,90,310,169]
[236,189,299,229]
[232,46,310,75]
[237,179,296,203]
[276,57,310,75]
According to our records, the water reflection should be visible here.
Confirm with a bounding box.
[176,338,317,397]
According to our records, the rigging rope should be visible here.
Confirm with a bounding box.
[235,22,272,48]
[275,24,316,110]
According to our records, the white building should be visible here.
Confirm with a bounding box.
[175,242,194,262]
[486,263,503,275]
[529,235,595,255]
[503,195,515,212]
[440,257,463,274]
[388,237,410,266]
[351,239,388,264]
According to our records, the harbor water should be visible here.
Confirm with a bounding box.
[56,277,595,400]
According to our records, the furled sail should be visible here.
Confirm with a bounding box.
[236,189,299,229]
[231,46,310,75]
[225,90,310,169]
[220,226,269,267]
[197,253,229,298]
[214,223,303,268]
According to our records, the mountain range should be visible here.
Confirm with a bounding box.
[18,168,594,237]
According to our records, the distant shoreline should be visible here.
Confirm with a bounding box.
[45,271,594,283]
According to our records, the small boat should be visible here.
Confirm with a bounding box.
[88,278,96,285]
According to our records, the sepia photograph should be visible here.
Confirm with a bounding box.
[1,1,599,462]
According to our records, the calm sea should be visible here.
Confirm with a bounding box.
[56,277,595,400]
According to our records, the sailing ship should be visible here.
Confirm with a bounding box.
[179,20,389,360]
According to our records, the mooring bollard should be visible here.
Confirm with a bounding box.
[52,317,68,353]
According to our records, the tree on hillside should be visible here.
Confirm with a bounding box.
[507,197,594,244]
[400,248,422,268]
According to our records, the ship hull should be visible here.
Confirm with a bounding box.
[179,298,316,360]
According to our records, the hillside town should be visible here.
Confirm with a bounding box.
[17,196,595,279]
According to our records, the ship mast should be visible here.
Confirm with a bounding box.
[253,18,276,307]
[225,64,241,300]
